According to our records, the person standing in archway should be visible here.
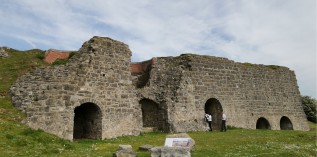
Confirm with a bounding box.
[221,112,227,132]
[205,113,212,131]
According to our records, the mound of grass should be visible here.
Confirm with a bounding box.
[0,48,46,97]
[0,48,47,122]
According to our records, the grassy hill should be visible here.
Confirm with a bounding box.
[0,49,316,157]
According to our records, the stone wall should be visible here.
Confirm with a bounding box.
[10,36,309,140]
[10,36,142,140]
[137,54,309,132]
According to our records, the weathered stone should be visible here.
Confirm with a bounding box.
[9,36,309,141]
[150,147,191,157]
[141,127,157,133]
[113,145,135,157]
[0,47,8,58]
[118,145,133,150]
[166,133,195,151]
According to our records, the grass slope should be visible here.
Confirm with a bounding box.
[0,49,316,157]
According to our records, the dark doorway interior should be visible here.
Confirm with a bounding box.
[280,116,293,130]
[256,117,271,130]
[205,98,223,130]
[140,99,168,132]
[74,103,102,139]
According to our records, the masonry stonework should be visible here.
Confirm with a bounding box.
[10,36,309,140]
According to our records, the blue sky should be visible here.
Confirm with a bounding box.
[0,0,316,98]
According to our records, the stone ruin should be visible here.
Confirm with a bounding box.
[10,36,309,140]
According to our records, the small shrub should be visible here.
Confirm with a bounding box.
[36,51,45,60]
[52,51,77,65]
[52,59,68,65]
[267,65,280,70]
[68,51,77,58]
[242,62,255,67]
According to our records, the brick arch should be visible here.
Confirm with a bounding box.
[204,98,223,130]
[73,99,103,140]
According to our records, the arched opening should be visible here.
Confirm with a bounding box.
[280,116,293,130]
[204,98,223,130]
[73,102,102,139]
[140,99,168,132]
[256,117,271,130]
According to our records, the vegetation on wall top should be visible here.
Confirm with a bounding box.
[52,51,78,65]
[0,48,315,156]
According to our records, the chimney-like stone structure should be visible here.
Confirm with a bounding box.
[10,36,309,140]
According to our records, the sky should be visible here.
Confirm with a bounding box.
[0,0,316,98]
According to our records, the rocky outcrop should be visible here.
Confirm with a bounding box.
[0,47,9,58]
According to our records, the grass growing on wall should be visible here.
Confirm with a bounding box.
[52,51,78,65]
[241,62,282,70]
[0,49,316,157]
[0,49,47,122]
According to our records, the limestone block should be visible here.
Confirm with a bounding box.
[113,145,136,157]
[150,147,191,157]
[166,133,195,151]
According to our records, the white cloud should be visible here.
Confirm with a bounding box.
[0,0,315,98]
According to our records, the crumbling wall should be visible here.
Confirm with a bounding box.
[137,54,309,132]
[135,55,198,132]
[10,36,142,140]
[131,59,154,88]
[10,36,309,141]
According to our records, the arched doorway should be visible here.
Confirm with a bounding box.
[140,99,167,132]
[280,116,293,130]
[205,98,223,130]
[256,117,271,130]
[73,102,102,139]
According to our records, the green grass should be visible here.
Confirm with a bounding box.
[1,123,315,156]
[240,62,282,70]
[52,51,77,65]
[0,49,316,156]
[0,49,46,122]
